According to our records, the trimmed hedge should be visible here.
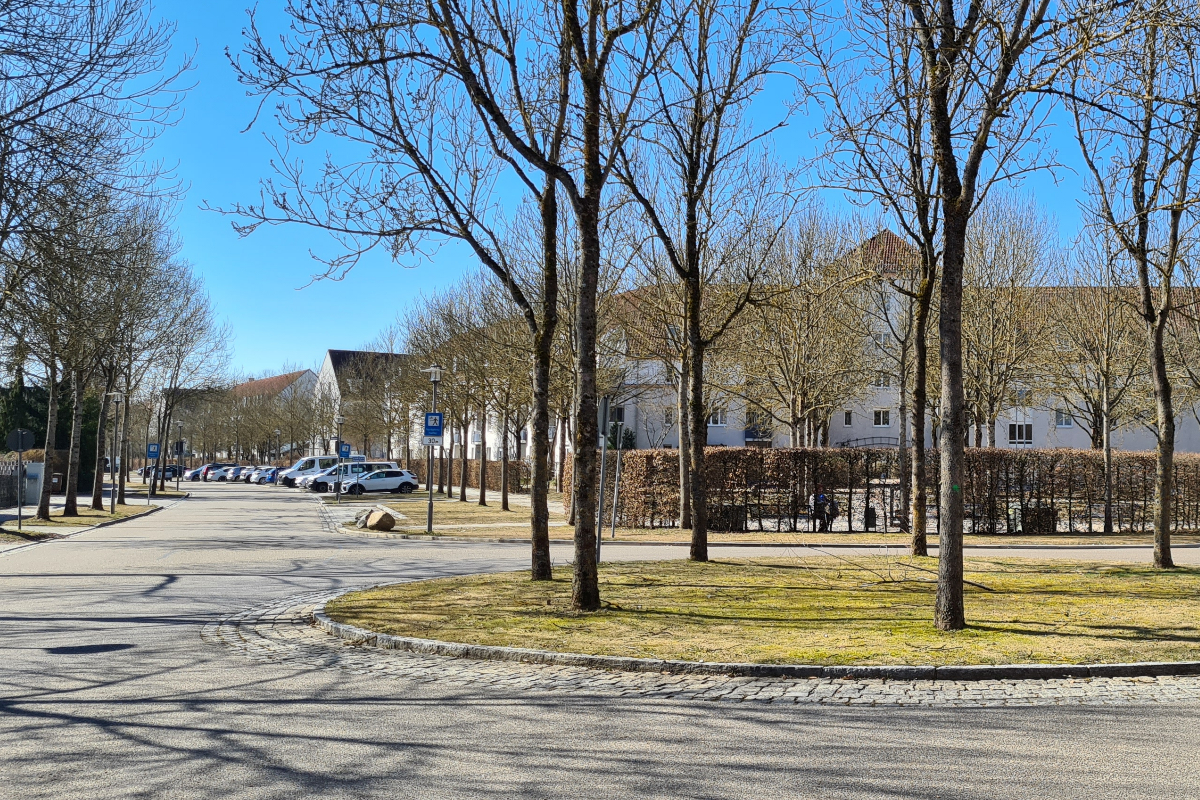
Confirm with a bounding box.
[565,446,1200,534]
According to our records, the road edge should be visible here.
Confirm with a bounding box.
[310,590,1200,682]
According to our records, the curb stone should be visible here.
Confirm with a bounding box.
[311,589,1200,683]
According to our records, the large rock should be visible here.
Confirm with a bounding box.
[365,508,396,531]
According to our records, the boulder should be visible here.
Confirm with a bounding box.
[365,508,396,531]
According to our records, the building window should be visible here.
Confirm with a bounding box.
[873,333,891,350]
[1014,388,1033,406]
[873,371,893,388]
[745,411,771,441]
[609,406,625,424]
[873,410,891,428]
[1009,423,1033,445]
[707,408,728,427]
[1055,409,1073,428]
[664,409,674,428]
[844,410,853,427]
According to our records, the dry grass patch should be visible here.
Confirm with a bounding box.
[1,503,153,531]
[383,496,566,530]
[326,557,1200,666]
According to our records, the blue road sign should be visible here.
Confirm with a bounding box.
[147,443,160,459]
[339,442,352,459]
[424,412,444,437]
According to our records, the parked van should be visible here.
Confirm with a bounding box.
[279,455,338,487]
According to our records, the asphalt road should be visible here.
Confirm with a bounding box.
[1,483,1197,799]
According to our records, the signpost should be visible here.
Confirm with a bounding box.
[338,442,352,459]
[422,365,444,534]
[6,428,34,532]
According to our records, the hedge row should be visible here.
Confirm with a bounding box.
[564,446,1200,534]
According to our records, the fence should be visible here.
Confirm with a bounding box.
[564,446,1200,535]
[0,460,19,507]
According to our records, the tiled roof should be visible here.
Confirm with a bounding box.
[233,370,308,399]
[844,229,922,274]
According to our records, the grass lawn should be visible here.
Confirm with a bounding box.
[326,557,1200,666]
[0,529,62,544]
[1,503,155,531]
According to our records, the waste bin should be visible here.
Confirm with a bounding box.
[864,507,877,530]
[50,472,63,494]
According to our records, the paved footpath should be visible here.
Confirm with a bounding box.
[2,483,1199,799]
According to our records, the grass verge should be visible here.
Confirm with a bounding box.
[1,503,155,531]
[326,557,1200,666]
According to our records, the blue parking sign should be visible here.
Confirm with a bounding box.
[339,442,352,458]
[147,443,160,459]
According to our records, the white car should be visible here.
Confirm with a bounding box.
[278,455,340,487]
[311,461,400,493]
[342,469,420,495]
[206,466,235,482]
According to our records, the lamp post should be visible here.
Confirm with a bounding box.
[333,413,346,504]
[274,429,282,465]
[422,364,443,534]
[108,391,124,514]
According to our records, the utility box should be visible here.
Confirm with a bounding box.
[864,507,878,530]
[50,472,63,495]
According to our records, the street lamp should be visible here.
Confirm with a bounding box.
[108,391,124,514]
[274,428,282,465]
[333,413,346,504]
[422,364,444,534]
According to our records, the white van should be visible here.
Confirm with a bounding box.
[279,455,339,487]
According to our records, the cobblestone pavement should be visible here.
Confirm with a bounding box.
[205,589,1200,708]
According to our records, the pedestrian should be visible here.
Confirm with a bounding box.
[816,492,829,532]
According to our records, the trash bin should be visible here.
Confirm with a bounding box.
[864,507,877,530]
[50,472,63,494]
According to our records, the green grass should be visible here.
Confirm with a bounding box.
[326,557,1200,666]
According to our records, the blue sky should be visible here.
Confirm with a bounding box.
[151,2,1089,377]
[150,1,472,377]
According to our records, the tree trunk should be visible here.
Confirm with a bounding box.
[447,425,455,497]
[91,376,113,510]
[501,408,510,512]
[686,277,708,562]
[936,213,968,632]
[1103,382,1114,535]
[36,362,59,521]
[569,199,601,612]
[459,421,468,501]
[677,359,692,529]
[910,282,932,555]
[555,414,566,493]
[985,412,996,448]
[1148,313,1174,568]
[478,409,488,506]
[529,179,559,580]
[63,371,85,516]
[898,343,911,533]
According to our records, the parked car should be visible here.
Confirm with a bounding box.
[204,464,238,482]
[228,466,252,481]
[254,467,277,485]
[145,464,186,481]
[242,467,260,483]
[342,469,420,495]
[301,466,338,490]
[278,455,340,487]
[312,461,400,493]
[185,464,213,481]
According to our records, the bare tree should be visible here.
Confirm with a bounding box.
[1068,3,1200,568]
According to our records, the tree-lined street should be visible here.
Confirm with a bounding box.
[2,486,1198,798]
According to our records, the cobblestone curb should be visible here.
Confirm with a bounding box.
[204,590,1200,706]
[313,590,1200,682]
